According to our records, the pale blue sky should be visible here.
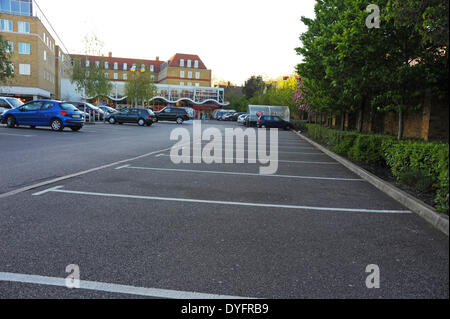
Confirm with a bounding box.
[37,0,316,85]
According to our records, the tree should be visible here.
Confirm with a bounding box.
[243,75,266,99]
[125,68,157,108]
[296,0,448,139]
[71,34,112,101]
[0,34,14,83]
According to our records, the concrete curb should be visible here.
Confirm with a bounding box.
[294,131,449,236]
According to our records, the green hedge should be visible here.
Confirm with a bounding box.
[382,140,449,213]
[304,124,449,214]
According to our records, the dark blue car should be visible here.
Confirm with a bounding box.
[257,116,294,130]
[1,100,85,131]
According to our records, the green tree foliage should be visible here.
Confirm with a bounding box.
[71,34,112,100]
[296,0,449,139]
[0,34,14,83]
[125,69,157,107]
[243,75,266,99]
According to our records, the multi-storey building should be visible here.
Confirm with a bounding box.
[1,0,229,117]
[70,52,228,117]
[0,0,71,101]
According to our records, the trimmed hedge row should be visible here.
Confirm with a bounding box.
[304,124,449,214]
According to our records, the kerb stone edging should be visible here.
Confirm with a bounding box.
[294,131,449,236]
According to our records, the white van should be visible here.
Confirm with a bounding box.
[0,97,24,116]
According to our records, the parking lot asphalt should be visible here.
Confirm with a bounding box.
[0,121,448,299]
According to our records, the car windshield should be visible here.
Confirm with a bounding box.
[6,98,24,108]
[86,103,100,111]
[60,103,79,111]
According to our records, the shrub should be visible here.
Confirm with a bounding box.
[383,140,449,214]
[398,168,435,193]
[304,124,449,214]
[348,135,394,166]
[291,120,308,132]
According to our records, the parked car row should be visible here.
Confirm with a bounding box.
[0,98,191,132]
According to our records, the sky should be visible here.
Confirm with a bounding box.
[36,0,316,86]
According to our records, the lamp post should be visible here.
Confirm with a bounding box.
[130,65,145,108]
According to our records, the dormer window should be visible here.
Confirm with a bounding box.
[123,63,128,70]
[194,60,199,68]
[180,59,184,67]
[114,62,118,70]
[187,60,192,68]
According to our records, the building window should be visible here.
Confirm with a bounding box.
[179,59,184,67]
[114,62,118,70]
[195,83,200,87]
[105,62,109,69]
[123,73,127,80]
[188,82,192,87]
[114,73,118,80]
[104,73,109,78]
[44,50,47,61]
[18,42,30,54]
[195,72,200,79]
[194,60,199,68]
[123,63,127,70]
[180,71,185,78]
[150,65,154,72]
[18,21,30,33]
[0,19,13,31]
[188,71,192,79]
[86,60,90,68]
[1,0,32,15]
[151,75,154,81]
[187,60,192,68]
[19,63,30,75]
[95,61,100,68]
[180,82,184,86]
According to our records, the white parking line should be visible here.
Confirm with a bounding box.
[32,186,412,214]
[0,272,251,299]
[153,154,339,165]
[0,144,191,199]
[182,147,325,155]
[117,166,363,181]
[0,133,35,137]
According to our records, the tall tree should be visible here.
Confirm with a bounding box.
[243,75,266,99]
[71,34,112,100]
[125,67,157,108]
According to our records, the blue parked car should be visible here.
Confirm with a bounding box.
[257,115,294,130]
[1,100,85,132]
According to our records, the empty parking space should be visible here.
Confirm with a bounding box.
[0,121,448,298]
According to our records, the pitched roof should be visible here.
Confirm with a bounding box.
[168,53,207,69]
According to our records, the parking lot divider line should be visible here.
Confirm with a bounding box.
[0,143,195,200]
[0,272,252,299]
[153,154,340,165]
[181,147,326,155]
[122,166,364,182]
[34,186,412,214]
[31,186,64,196]
[115,165,131,170]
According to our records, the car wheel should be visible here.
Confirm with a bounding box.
[6,116,16,128]
[50,118,63,131]
[176,117,184,125]
[71,127,82,132]
[138,118,146,126]
[30,125,36,129]
[118,122,123,125]
[284,126,290,131]
[109,117,116,124]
